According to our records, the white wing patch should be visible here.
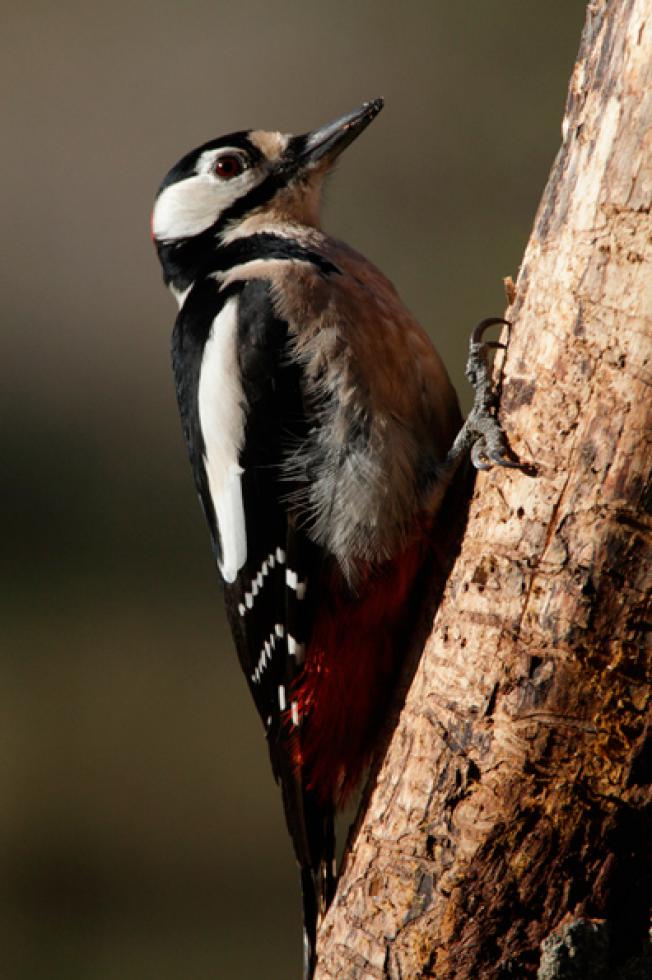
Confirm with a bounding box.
[198,296,247,582]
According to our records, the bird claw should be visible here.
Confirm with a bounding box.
[469,316,510,348]
[465,317,509,386]
[471,433,523,471]
[441,317,528,477]
[464,317,526,473]
[470,440,493,470]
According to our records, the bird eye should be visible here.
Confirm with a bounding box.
[214,154,246,179]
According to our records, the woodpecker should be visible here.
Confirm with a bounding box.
[152,99,517,978]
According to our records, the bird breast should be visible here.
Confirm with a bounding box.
[267,236,461,581]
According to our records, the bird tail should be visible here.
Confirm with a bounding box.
[300,795,335,979]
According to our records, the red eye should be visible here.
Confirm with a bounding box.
[215,154,245,179]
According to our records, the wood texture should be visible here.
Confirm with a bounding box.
[315,1,652,976]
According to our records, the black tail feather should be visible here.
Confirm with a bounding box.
[300,801,336,979]
[301,865,318,980]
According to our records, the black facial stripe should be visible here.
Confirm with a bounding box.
[214,170,286,235]
[158,231,340,292]
[215,234,341,278]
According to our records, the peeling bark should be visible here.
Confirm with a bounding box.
[315,1,652,977]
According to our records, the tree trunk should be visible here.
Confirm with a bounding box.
[315,1,652,977]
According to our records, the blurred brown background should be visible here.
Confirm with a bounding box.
[2,3,586,977]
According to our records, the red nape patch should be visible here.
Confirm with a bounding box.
[292,535,426,808]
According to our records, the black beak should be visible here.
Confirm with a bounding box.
[294,99,384,169]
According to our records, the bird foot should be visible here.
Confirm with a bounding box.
[445,317,525,473]
[465,317,523,470]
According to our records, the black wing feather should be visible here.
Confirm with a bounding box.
[173,276,334,976]
[223,280,334,973]
[223,279,312,725]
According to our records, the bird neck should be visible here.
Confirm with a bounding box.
[156,225,218,293]
[159,225,339,302]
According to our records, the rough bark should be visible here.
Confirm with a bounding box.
[315,2,652,977]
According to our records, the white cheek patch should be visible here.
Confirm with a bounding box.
[198,296,247,582]
[153,172,253,242]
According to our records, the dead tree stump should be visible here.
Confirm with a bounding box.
[315,1,652,976]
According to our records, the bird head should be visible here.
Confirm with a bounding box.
[152,99,383,289]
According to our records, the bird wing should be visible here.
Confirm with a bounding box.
[172,276,333,966]
[216,280,315,733]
